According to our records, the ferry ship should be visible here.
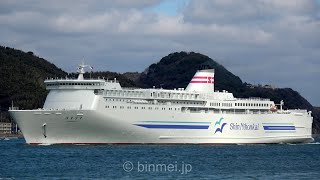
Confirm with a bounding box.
[9,63,313,144]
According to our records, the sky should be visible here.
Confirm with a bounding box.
[0,0,319,106]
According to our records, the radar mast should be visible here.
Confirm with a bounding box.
[77,60,93,80]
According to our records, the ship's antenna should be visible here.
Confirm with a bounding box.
[77,59,93,80]
[280,100,284,112]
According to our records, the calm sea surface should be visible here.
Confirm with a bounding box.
[1,138,320,179]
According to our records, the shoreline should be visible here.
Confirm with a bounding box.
[0,133,24,138]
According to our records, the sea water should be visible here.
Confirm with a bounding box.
[1,138,320,179]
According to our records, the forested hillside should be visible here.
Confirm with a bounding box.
[0,46,66,110]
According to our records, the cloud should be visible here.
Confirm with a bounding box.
[0,0,319,105]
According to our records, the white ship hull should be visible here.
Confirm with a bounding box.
[9,67,314,144]
[9,109,313,144]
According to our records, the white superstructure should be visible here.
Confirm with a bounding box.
[9,63,313,144]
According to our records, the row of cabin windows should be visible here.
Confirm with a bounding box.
[106,98,202,105]
[107,91,144,97]
[210,102,272,107]
[105,105,180,111]
[106,99,131,102]
[173,101,201,105]
[209,102,232,107]
[234,103,271,107]
[150,92,199,98]
[107,91,199,99]
[47,83,101,86]
[160,101,202,105]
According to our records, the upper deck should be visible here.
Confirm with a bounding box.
[43,63,276,111]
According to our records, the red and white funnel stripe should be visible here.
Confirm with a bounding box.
[190,76,214,84]
[186,69,215,92]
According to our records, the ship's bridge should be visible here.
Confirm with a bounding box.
[42,62,122,110]
[44,62,122,91]
[44,78,122,90]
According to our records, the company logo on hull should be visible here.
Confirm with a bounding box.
[213,117,227,134]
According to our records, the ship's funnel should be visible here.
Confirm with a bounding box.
[185,69,214,92]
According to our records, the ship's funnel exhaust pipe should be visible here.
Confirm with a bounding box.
[185,69,215,93]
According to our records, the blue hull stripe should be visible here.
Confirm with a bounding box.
[134,124,209,129]
[263,126,296,130]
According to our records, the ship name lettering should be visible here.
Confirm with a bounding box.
[230,123,259,130]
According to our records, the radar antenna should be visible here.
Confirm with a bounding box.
[77,60,93,80]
